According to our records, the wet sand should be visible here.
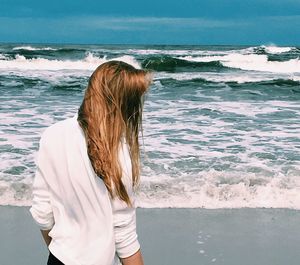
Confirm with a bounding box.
[0,206,299,265]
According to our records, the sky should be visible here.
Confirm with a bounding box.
[0,0,300,45]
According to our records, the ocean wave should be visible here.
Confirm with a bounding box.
[121,45,297,57]
[2,170,299,209]
[156,72,300,85]
[222,56,300,73]
[0,54,7,60]
[127,48,231,56]
[238,45,297,55]
[9,47,87,58]
[260,45,294,54]
[3,46,299,74]
[136,170,300,209]
[180,53,300,73]
[12,46,58,51]
[142,56,225,72]
[0,52,141,71]
[0,181,32,207]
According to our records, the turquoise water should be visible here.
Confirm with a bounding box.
[0,44,299,208]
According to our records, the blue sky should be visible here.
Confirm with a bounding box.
[0,0,300,45]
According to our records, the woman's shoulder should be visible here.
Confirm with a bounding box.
[40,113,78,143]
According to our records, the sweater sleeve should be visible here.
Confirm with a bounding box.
[29,135,55,230]
[110,185,140,259]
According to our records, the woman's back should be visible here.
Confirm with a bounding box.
[30,113,140,265]
[30,61,151,265]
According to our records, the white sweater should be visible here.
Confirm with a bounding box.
[29,112,140,265]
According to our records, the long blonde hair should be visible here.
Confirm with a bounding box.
[77,61,152,207]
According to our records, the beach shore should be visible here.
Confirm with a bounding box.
[0,206,299,265]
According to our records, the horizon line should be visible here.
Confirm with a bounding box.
[0,41,299,47]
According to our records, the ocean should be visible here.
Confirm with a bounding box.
[0,44,299,209]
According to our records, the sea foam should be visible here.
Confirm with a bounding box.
[136,170,300,209]
[12,46,58,51]
[261,45,293,54]
[180,53,300,73]
[0,53,141,71]
[1,170,299,209]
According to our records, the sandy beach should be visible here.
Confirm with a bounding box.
[0,206,299,265]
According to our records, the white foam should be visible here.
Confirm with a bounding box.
[136,170,300,209]
[127,48,230,56]
[12,46,57,51]
[179,53,300,73]
[0,53,141,71]
[262,45,293,54]
[156,71,286,83]
[0,54,7,59]
[126,45,295,57]
[3,168,299,209]
[0,180,32,206]
[292,76,300,81]
[221,45,294,55]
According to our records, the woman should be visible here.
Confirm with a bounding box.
[29,60,152,265]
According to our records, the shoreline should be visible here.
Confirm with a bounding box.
[1,206,300,265]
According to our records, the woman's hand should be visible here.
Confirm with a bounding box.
[40,229,52,247]
[120,249,144,265]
